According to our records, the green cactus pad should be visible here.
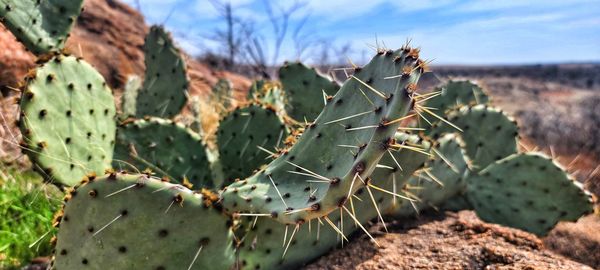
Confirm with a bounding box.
[236,150,413,270]
[0,0,83,55]
[413,134,469,208]
[135,26,188,119]
[376,132,431,213]
[466,153,595,236]
[222,48,424,224]
[279,62,340,121]
[422,80,489,123]
[235,132,432,270]
[53,173,235,270]
[429,105,518,171]
[18,55,116,186]
[216,104,288,183]
[113,118,213,188]
[257,84,286,113]
[247,80,265,100]
[211,78,233,110]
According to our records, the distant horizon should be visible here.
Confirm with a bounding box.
[122,0,600,65]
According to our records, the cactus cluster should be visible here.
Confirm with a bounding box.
[3,12,595,270]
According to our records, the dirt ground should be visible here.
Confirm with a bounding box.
[305,211,595,270]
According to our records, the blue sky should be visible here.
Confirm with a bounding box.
[122,0,600,65]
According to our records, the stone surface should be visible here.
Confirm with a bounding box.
[305,211,593,270]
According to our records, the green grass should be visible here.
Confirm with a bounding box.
[0,167,63,269]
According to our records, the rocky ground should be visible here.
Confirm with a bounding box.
[1,0,599,269]
[306,211,595,270]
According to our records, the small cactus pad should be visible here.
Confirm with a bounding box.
[256,84,286,113]
[120,75,141,119]
[279,62,340,121]
[216,104,288,183]
[466,153,595,236]
[212,78,234,110]
[0,0,84,55]
[247,80,265,100]
[222,47,424,224]
[424,80,488,116]
[135,26,188,119]
[429,105,518,171]
[19,55,116,186]
[113,118,213,188]
[53,173,235,270]
[392,133,470,217]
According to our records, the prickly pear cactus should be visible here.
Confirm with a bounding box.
[188,95,204,135]
[135,26,188,119]
[113,118,213,188]
[120,75,141,119]
[212,78,234,110]
[429,105,518,171]
[0,0,84,54]
[379,132,432,213]
[423,80,488,119]
[236,132,431,269]
[279,62,340,121]
[53,173,235,270]
[216,104,288,183]
[398,133,470,215]
[466,153,595,236]
[18,55,116,186]
[222,47,424,224]
[247,80,265,100]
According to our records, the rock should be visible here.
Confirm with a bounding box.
[305,211,593,270]
[544,214,600,269]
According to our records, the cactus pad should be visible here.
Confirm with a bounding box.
[424,80,488,116]
[406,133,470,213]
[19,55,116,186]
[247,80,265,100]
[236,142,415,270]
[211,78,234,110]
[429,105,518,171]
[466,153,595,235]
[222,48,424,224]
[53,173,235,270]
[0,0,83,55]
[279,62,340,121]
[135,26,188,118]
[376,132,431,213]
[216,104,288,183]
[113,118,213,188]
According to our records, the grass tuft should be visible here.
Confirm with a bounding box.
[0,167,62,269]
